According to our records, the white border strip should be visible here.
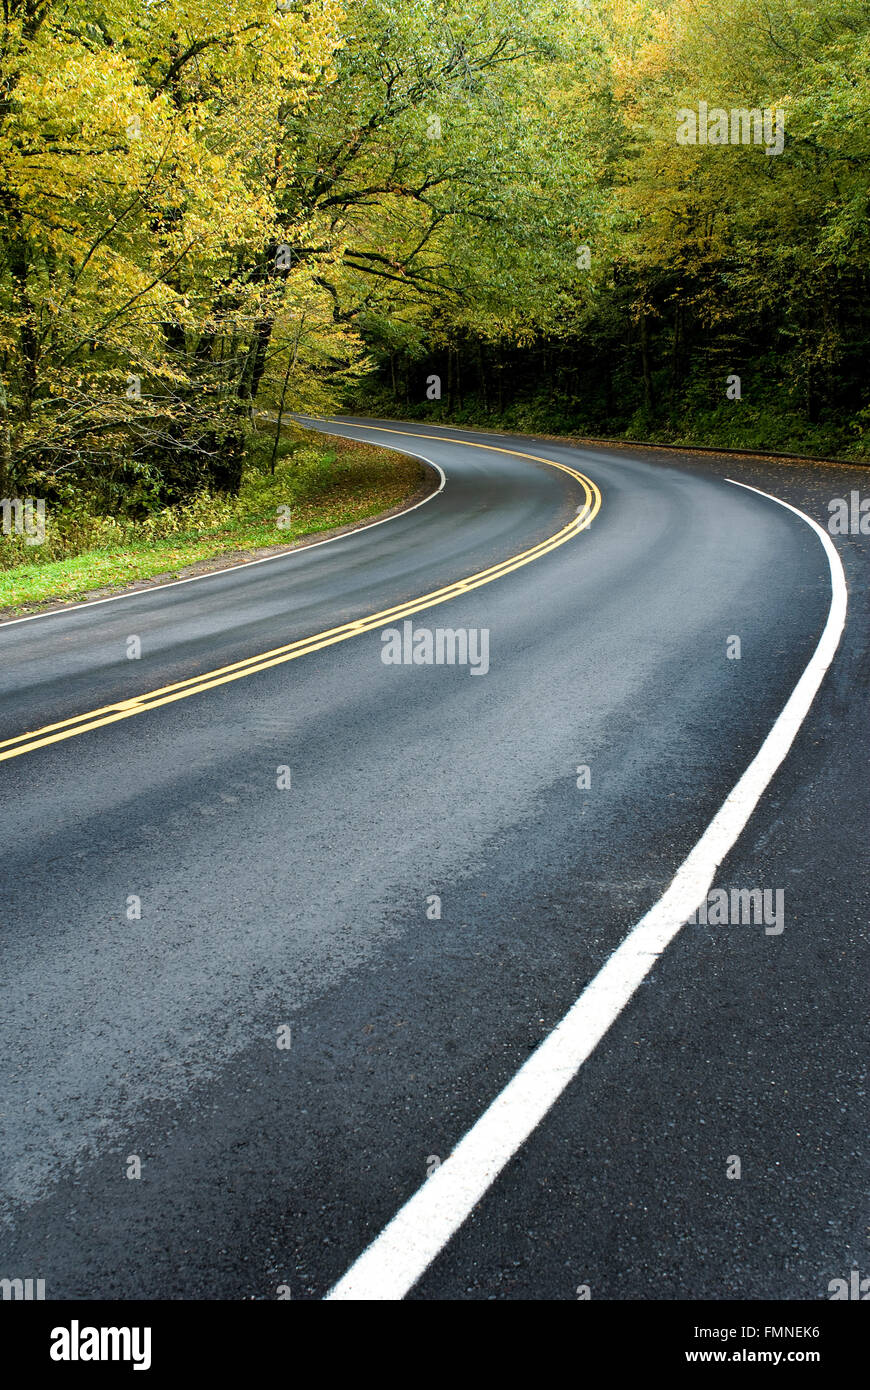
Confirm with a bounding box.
[326,478,847,1300]
[0,421,445,629]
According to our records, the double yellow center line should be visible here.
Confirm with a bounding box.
[0,429,602,763]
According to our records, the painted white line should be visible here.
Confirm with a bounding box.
[326,477,847,1301]
[0,423,445,629]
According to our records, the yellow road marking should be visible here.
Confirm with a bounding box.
[1,427,602,763]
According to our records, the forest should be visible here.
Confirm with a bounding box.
[2,0,868,546]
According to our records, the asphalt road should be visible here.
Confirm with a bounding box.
[0,418,867,1300]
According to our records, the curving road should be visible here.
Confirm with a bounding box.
[0,418,866,1300]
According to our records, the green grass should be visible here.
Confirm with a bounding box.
[0,431,426,612]
[355,386,870,462]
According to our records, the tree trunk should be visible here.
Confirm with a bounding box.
[270,315,305,474]
[670,303,682,404]
[478,341,489,413]
[0,370,12,497]
[8,215,38,423]
[640,313,655,413]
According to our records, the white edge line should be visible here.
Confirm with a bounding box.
[0,419,446,629]
[325,477,847,1301]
